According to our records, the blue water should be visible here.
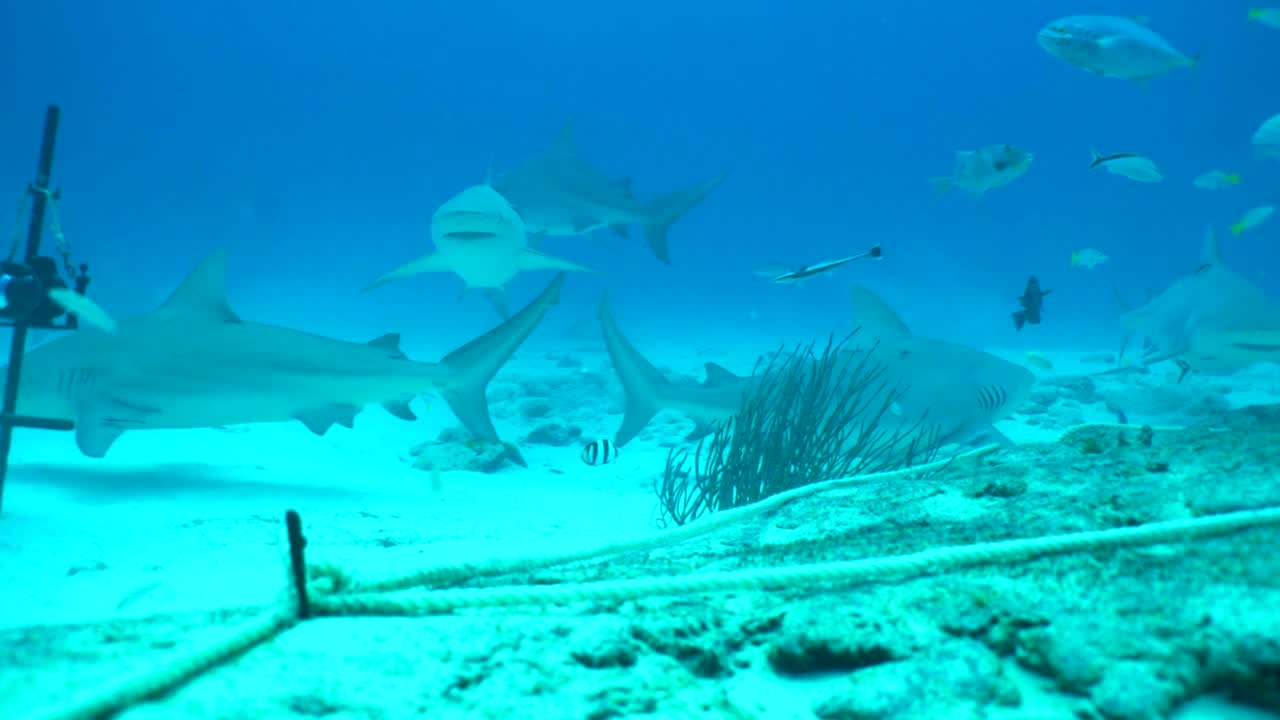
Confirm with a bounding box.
[1,1,1277,355]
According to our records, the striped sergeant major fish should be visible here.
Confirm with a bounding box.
[580,438,619,466]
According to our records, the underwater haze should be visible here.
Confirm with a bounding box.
[5,2,1280,719]
[1,1,1275,351]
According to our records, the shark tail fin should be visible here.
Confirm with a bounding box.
[438,274,566,466]
[599,295,670,446]
[1012,311,1028,331]
[482,287,511,320]
[641,172,728,264]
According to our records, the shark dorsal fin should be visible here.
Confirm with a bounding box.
[1200,226,1222,267]
[702,362,740,387]
[367,332,407,359]
[157,249,241,323]
[552,118,578,156]
[850,285,912,337]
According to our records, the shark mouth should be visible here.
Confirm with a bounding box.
[442,231,502,241]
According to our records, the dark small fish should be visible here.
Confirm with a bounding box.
[1104,400,1129,425]
[770,245,882,284]
[1013,276,1051,331]
[581,438,619,466]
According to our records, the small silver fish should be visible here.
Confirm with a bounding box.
[1231,205,1275,236]
[1249,8,1280,29]
[1089,149,1163,183]
[581,438,619,466]
[930,145,1033,197]
[1071,248,1109,269]
[1192,170,1241,190]
[1023,351,1055,371]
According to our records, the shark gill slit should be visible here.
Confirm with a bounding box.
[978,385,1007,411]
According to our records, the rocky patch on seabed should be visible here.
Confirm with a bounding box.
[3,407,1280,720]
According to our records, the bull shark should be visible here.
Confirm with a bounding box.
[1120,228,1280,380]
[598,286,1035,449]
[14,250,566,466]
[363,184,588,318]
[493,120,727,264]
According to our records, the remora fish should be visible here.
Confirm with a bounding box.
[15,251,565,465]
[493,120,727,263]
[769,245,882,284]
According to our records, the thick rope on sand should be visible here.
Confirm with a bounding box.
[29,515,312,720]
[309,444,1002,596]
[30,603,295,720]
[31,423,1251,718]
[311,504,1280,617]
[309,422,1211,598]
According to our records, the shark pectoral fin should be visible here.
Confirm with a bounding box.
[439,274,566,458]
[978,425,1016,449]
[641,171,728,264]
[382,397,417,421]
[362,253,453,293]
[515,248,592,274]
[75,397,155,457]
[76,422,127,458]
[294,404,360,435]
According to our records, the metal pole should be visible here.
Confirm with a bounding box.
[0,105,61,514]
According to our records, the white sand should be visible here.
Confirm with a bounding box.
[5,342,1279,630]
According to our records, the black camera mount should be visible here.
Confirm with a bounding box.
[0,106,94,515]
